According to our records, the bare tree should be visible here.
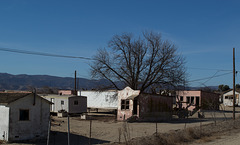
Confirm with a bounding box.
[91,31,186,93]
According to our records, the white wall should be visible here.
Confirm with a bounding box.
[78,90,118,109]
[41,95,69,112]
[223,90,240,106]
[8,94,50,141]
[0,106,9,141]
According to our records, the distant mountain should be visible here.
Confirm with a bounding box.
[0,73,113,91]
[0,73,218,92]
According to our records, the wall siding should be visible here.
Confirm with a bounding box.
[68,96,87,114]
[79,91,118,109]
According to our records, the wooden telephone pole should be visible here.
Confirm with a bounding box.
[233,48,236,120]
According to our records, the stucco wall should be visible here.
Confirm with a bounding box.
[78,90,118,109]
[117,87,140,121]
[176,91,220,111]
[68,96,87,114]
[8,94,50,141]
[0,106,9,141]
[176,91,201,111]
[58,90,73,95]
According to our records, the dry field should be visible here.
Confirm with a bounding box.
[3,105,240,145]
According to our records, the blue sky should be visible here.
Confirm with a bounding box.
[0,0,240,87]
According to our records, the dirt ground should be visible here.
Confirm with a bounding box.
[3,105,240,145]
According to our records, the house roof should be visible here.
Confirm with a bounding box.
[0,93,31,105]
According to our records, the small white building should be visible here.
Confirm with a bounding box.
[0,93,51,141]
[41,94,87,114]
[78,90,118,109]
[223,90,240,106]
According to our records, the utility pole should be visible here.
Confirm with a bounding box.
[75,70,77,95]
[233,48,236,120]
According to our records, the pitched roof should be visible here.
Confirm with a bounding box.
[0,93,31,105]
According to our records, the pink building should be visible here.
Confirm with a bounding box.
[117,87,173,121]
[58,90,74,95]
[175,90,219,111]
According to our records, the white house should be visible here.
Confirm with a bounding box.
[40,94,87,114]
[223,90,240,106]
[78,90,118,109]
[0,93,51,141]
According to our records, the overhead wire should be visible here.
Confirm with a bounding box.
[0,47,93,60]
[0,47,236,85]
[187,67,232,72]
[188,72,232,83]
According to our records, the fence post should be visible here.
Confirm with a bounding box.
[47,117,51,145]
[89,119,92,145]
[68,115,70,145]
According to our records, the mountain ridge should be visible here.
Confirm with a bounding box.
[0,73,112,91]
[0,73,218,91]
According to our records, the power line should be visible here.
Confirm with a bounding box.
[189,72,232,82]
[202,71,220,84]
[187,67,232,72]
[0,47,235,84]
[0,47,93,60]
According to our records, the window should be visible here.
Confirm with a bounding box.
[74,100,78,105]
[226,95,233,99]
[121,99,130,110]
[186,96,190,104]
[19,109,29,121]
[105,95,109,102]
[191,96,195,104]
[61,100,64,105]
[196,96,200,106]
[180,96,183,101]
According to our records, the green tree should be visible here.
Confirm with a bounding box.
[236,84,240,89]
[218,84,230,92]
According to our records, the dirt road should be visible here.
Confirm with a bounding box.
[192,128,240,145]
[4,106,240,145]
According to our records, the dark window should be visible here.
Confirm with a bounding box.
[186,96,190,104]
[126,100,129,109]
[74,100,78,105]
[19,109,29,121]
[191,96,194,104]
[196,97,200,106]
[180,96,183,101]
[121,99,130,110]
[61,100,64,105]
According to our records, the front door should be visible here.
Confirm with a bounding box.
[133,99,138,115]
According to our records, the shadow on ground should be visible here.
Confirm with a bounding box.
[7,131,110,145]
[49,131,110,145]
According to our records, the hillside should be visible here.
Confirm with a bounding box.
[0,73,112,91]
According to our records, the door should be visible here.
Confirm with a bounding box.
[50,98,55,112]
[133,99,138,115]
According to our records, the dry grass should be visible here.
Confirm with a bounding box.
[0,140,5,144]
[108,118,240,145]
